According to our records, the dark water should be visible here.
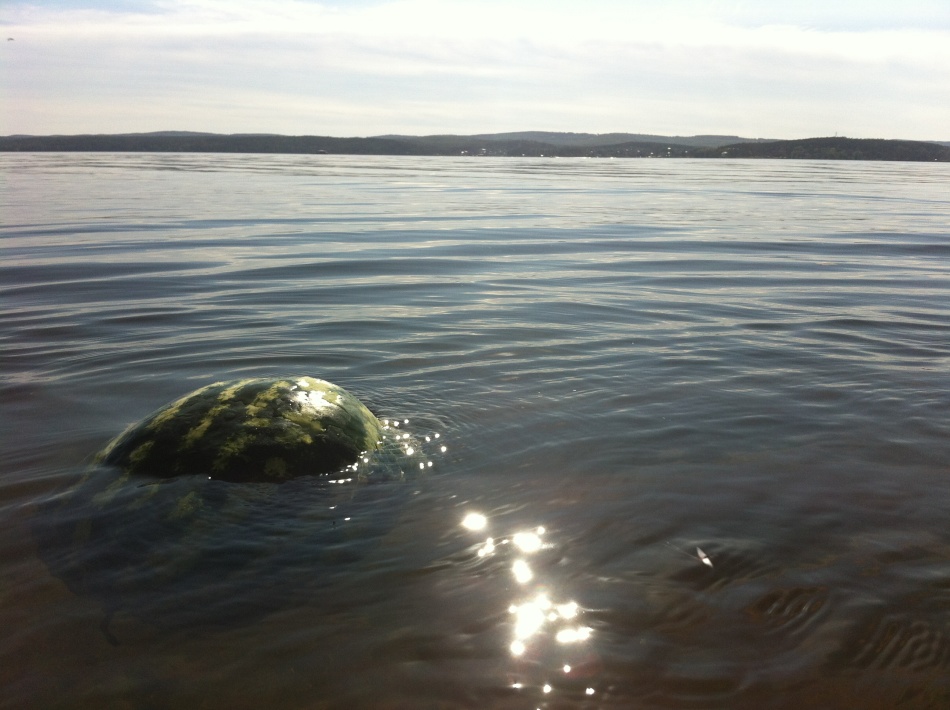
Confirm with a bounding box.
[2,153,949,709]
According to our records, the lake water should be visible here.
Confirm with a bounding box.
[2,153,949,709]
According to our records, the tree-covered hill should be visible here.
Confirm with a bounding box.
[1,132,947,161]
[0,133,425,155]
[691,137,950,161]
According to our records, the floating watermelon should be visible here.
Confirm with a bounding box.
[97,377,384,482]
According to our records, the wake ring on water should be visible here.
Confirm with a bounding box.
[34,378,452,644]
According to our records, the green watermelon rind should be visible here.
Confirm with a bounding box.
[96,377,384,483]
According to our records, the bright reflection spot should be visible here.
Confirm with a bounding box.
[512,530,543,553]
[440,445,447,452]
[512,559,533,584]
[405,446,415,455]
[555,626,592,644]
[294,389,331,410]
[467,516,596,691]
[556,601,578,619]
[512,600,547,641]
[462,512,487,531]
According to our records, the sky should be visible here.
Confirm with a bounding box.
[2,0,949,140]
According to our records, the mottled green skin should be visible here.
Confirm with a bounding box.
[97,377,383,483]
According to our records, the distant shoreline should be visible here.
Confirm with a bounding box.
[1,132,948,162]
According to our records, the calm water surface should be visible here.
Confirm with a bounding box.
[2,154,949,709]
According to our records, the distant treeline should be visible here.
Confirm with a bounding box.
[1,132,948,161]
[0,133,423,155]
[690,137,950,162]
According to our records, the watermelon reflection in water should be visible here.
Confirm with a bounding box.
[35,377,444,643]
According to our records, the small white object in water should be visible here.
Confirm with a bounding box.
[697,547,713,567]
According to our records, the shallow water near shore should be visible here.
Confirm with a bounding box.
[2,153,950,708]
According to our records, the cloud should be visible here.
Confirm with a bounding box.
[2,0,949,138]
